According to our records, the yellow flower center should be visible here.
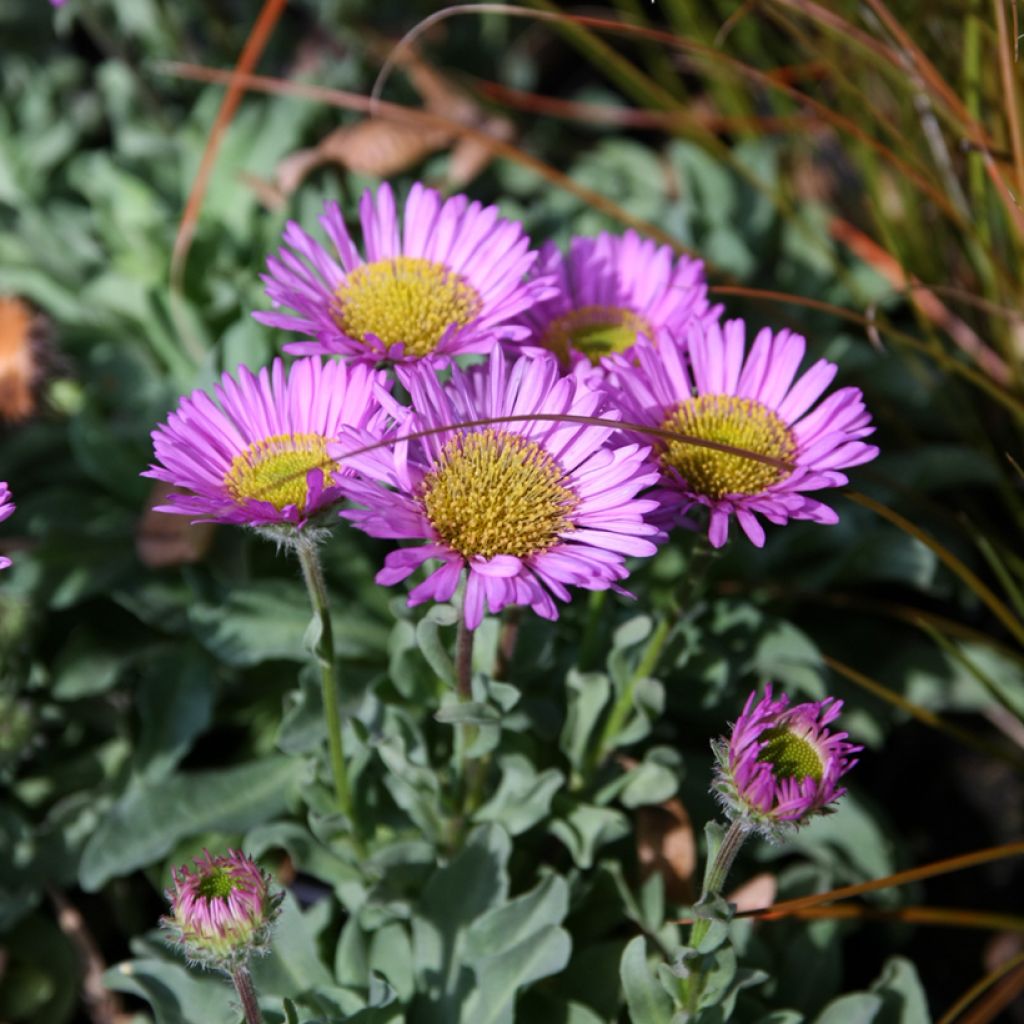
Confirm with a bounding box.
[660,395,794,500]
[758,728,824,783]
[197,867,238,900]
[420,430,578,559]
[540,305,653,365]
[333,256,482,357]
[224,433,333,512]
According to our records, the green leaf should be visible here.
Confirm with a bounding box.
[474,755,564,836]
[189,581,388,667]
[814,993,884,1024]
[250,892,335,997]
[870,957,930,1024]
[548,804,630,870]
[411,824,511,1023]
[561,670,612,774]
[415,603,459,687]
[620,936,674,1024]
[465,875,569,959]
[103,957,238,1024]
[79,757,304,890]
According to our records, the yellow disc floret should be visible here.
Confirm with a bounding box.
[660,395,794,499]
[420,430,577,559]
[334,256,482,357]
[540,305,653,365]
[225,433,332,512]
[758,727,824,783]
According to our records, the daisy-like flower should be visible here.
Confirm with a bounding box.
[335,349,662,629]
[712,686,861,840]
[522,230,721,369]
[144,357,387,532]
[609,319,879,547]
[255,182,550,365]
[0,482,14,571]
[163,849,282,972]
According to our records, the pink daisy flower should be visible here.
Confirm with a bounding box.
[164,848,282,971]
[608,319,879,547]
[0,482,14,571]
[334,349,662,629]
[712,686,861,840]
[144,357,387,530]
[522,230,721,369]
[255,182,551,365]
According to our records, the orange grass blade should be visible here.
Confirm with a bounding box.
[820,653,1024,769]
[845,491,1024,649]
[724,840,1024,921]
[747,903,1024,932]
[170,0,288,290]
[937,951,1024,1024]
[157,62,690,254]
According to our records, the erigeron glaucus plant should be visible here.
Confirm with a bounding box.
[139,181,881,1022]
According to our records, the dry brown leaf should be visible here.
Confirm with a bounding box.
[270,36,513,195]
[727,871,778,915]
[635,796,697,905]
[136,481,216,569]
[0,295,44,423]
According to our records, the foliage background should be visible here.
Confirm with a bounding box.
[1,1,1023,1022]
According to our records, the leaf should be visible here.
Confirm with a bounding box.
[620,936,674,1024]
[414,602,459,687]
[814,993,884,1024]
[79,756,304,891]
[465,875,569,959]
[410,824,511,1023]
[549,803,631,870]
[249,892,334,997]
[103,957,238,1024]
[134,646,216,780]
[870,957,930,1024]
[561,670,612,774]
[464,925,573,1024]
[189,581,389,667]
[474,754,564,836]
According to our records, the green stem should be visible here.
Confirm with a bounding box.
[685,819,749,1013]
[689,819,748,948]
[294,535,358,843]
[591,615,672,769]
[231,966,263,1024]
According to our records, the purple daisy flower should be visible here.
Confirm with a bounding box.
[521,230,721,370]
[608,318,879,547]
[144,357,387,530]
[255,182,550,365]
[334,348,662,630]
[163,848,282,971]
[0,482,14,571]
[712,686,861,840]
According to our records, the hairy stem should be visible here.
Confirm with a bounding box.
[231,966,263,1024]
[294,535,359,845]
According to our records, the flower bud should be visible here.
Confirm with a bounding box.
[163,849,282,972]
[711,686,861,841]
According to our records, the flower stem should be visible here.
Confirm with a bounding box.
[231,966,263,1024]
[590,615,671,772]
[294,535,358,842]
[455,614,474,701]
[685,818,749,1013]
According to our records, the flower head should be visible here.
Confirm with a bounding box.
[335,348,662,629]
[255,182,550,365]
[0,482,15,571]
[144,357,387,533]
[163,849,282,971]
[522,231,720,369]
[712,686,861,840]
[608,319,879,547]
